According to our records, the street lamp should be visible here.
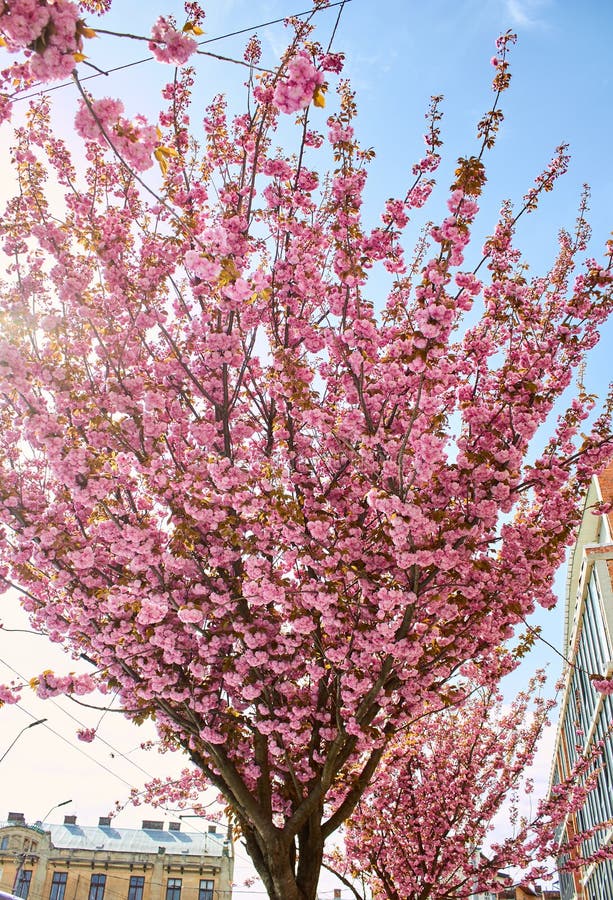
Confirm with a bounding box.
[0,718,47,764]
[40,799,73,824]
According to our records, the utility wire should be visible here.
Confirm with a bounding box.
[1,661,226,826]
[13,703,135,788]
[7,701,259,878]
[11,0,352,104]
[177,818,254,871]
[0,655,155,781]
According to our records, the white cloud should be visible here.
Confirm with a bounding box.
[505,0,551,28]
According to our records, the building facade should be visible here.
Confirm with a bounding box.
[0,815,233,900]
[549,463,613,899]
[471,872,560,900]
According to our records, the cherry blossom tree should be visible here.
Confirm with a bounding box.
[0,3,612,898]
[329,672,612,900]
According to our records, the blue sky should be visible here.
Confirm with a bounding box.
[1,0,613,895]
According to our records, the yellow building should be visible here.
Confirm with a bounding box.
[0,814,233,900]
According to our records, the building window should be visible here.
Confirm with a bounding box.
[165,878,182,900]
[89,874,106,900]
[14,870,32,899]
[128,876,145,900]
[50,872,68,900]
[198,880,214,900]
[0,837,8,850]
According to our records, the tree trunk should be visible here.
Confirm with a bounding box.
[241,818,324,900]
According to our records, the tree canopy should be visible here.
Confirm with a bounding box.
[0,3,612,898]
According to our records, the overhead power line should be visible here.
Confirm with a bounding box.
[12,0,352,104]
[0,655,155,782]
[14,702,135,788]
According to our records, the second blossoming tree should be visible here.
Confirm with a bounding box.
[332,673,610,899]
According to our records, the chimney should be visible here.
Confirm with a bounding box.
[98,817,111,827]
[168,822,181,832]
[7,812,25,825]
[334,891,342,899]
[142,820,164,831]
[207,825,217,833]
[64,815,77,825]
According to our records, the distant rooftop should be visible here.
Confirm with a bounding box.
[0,819,229,858]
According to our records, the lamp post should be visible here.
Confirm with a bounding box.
[39,799,73,824]
[0,718,47,764]
[12,800,73,898]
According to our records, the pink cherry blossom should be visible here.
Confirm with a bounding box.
[0,0,82,81]
[273,51,324,114]
[149,17,197,65]
[74,97,159,171]
[592,677,613,694]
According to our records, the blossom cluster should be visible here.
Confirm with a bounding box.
[74,97,159,171]
[0,0,199,126]
[592,677,613,695]
[0,0,84,81]
[32,670,97,699]
[149,17,197,65]
[273,51,325,114]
